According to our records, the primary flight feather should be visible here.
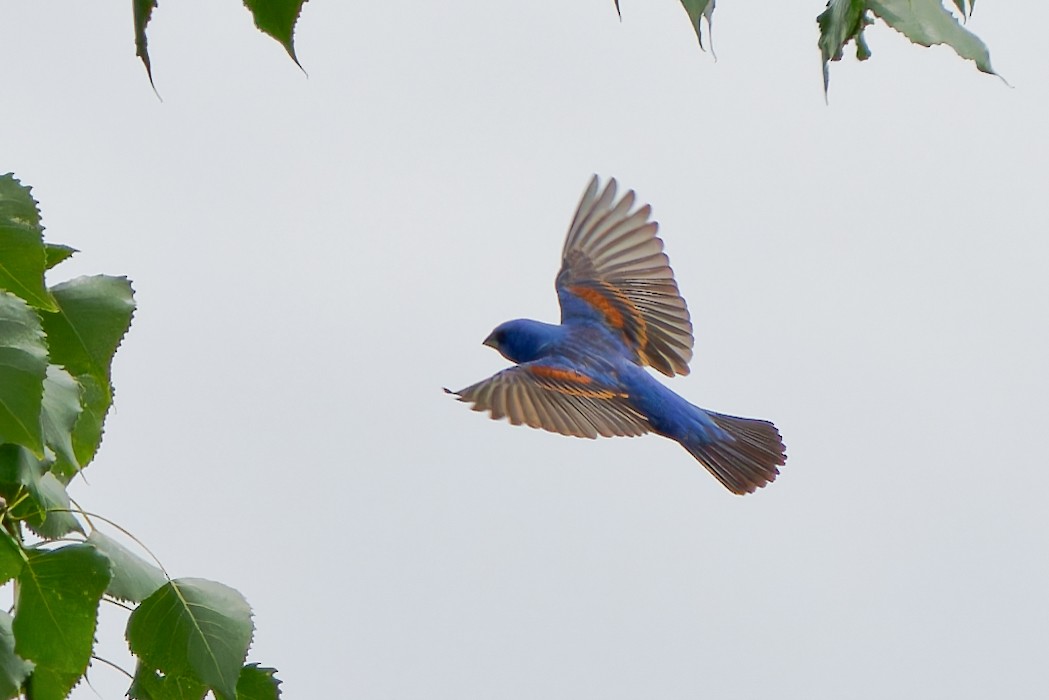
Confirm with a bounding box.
[447,176,786,494]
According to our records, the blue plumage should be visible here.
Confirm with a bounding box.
[449,177,786,494]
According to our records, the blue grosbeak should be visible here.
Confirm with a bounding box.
[448,176,786,494]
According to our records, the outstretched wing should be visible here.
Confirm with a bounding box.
[446,361,650,439]
[556,176,694,377]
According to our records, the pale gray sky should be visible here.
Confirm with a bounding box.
[5,1,1048,698]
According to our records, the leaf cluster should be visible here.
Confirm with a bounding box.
[124,0,1003,99]
[816,0,995,94]
[134,0,309,89]
[0,174,280,699]
[615,1,997,96]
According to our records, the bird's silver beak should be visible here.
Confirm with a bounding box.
[482,332,498,349]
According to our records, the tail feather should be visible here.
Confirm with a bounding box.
[682,412,786,495]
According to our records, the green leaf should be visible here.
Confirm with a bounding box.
[13,544,111,698]
[40,365,82,477]
[41,275,135,389]
[0,532,24,586]
[68,372,109,472]
[855,25,872,60]
[818,0,995,95]
[242,0,308,66]
[231,664,282,700]
[27,666,80,700]
[0,442,35,485]
[678,0,715,50]
[817,0,871,95]
[0,612,34,700]
[40,275,135,469]
[0,444,81,537]
[25,472,83,539]
[0,291,48,455]
[0,174,56,312]
[87,531,167,603]
[135,0,160,88]
[868,0,995,76]
[127,579,254,700]
[128,664,208,700]
[43,244,77,271]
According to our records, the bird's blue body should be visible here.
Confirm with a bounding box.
[450,177,785,494]
[490,318,732,448]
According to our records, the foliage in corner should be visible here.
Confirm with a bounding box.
[242,0,310,68]
[817,0,996,95]
[133,0,308,85]
[678,0,716,52]
[615,1,716,50]
[614,1,996,96]
[816,0,873,94]
[0,173,280,699]
[133,0,159,89]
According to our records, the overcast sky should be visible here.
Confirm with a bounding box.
[5,1,1048,698]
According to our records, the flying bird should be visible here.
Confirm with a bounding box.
[446,176,786,494]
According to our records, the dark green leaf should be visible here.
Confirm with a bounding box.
[13,544,111,698]
[232,664,282,700]
[87,531,167,603]
[26,666,79,700]
[0,447,79,538]
[40,275,134,470]
[40,365,82,477]
[128,664,208,700]
[868,0,995,76]
[43,244,77,271]
[678,0,715,50]
[243,0,308,66]
[0,449,14,487]
[0,443,36,485]
[0,174,56,312]
[0,532,23,586]
[135,0,160,88]
[68,373,108,474]
[0,291,48,455]
[40,275,135,390]
[816,0,870,95]
[0,612,33,700]
[25,472,83,539]
[127,578,254,700]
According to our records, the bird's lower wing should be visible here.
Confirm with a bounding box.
[446,362,649,439]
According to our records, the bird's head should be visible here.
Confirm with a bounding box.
[483,319,561,364]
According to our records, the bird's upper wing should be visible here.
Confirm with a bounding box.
[556,176,694,377]
[446,360,650,439]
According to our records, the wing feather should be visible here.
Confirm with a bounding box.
[557,176,694,376]
[447,361,650,439]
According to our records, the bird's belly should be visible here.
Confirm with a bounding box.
[618,366,728,444]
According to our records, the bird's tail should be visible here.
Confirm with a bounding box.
[681,412,787,495]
